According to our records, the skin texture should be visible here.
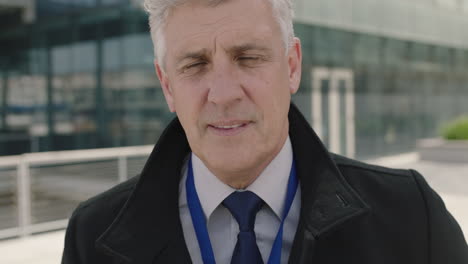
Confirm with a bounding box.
[155,0,302,189]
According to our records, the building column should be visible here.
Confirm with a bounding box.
[95,23,107,148]
[1,69,8,130]
[45,43,55,151]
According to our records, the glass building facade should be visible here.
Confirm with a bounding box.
[1,1,172,156]
[295,23,468,158]
[1,0,468,159]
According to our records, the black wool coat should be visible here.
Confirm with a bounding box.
[62,104,468,264]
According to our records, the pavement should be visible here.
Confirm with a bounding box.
[0,230,64,264]
[0,153,467,264]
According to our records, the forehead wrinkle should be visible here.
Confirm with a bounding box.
[200,13,231,28]
[170,26,212,61]
[213,35,217,56]
[211,26,274,55]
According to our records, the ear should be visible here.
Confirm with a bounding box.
[155,60,176,113]
[287,37,302,95]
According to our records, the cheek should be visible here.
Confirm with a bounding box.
[172,80,203,110]
[172,85,206,131]
[244,69,289,115]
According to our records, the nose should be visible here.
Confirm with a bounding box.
[206,60,245,107]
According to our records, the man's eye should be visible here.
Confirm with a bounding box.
[238,56,260,61]
[180,61,207,74]
[236,56,264,67]
[186,62,206,69]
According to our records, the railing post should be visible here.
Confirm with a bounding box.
[18,155,32,237]
[118,156,128,183]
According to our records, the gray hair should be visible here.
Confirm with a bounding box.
[143,0,295,69]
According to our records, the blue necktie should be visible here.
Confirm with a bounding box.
[223,191,265,264]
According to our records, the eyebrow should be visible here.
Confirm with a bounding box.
[175,42,272,67]
[227,43,271,55]
[175,49,209,68]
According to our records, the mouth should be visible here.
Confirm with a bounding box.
[207,121,252,136]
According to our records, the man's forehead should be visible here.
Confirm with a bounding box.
[163,0,280,66]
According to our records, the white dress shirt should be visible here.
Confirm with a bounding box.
[179,137,301,264]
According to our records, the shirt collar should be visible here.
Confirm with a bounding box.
[192,137,293,220]
[191,153,235,220]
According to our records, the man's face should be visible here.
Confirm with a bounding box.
[156,0,301,180]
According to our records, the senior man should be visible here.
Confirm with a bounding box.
[62,0,468,263]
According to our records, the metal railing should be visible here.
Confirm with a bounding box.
[0,145,153,240]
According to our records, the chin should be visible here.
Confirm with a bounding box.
[204,150,257,173]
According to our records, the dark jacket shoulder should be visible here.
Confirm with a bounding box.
[75,174,139,217]
[62,175,140,264]
[329,153,468,264]
[331,153,420,200]
[331,153,411,177]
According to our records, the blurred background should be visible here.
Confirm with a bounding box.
[0,0,467,263]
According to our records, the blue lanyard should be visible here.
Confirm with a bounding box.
[186,156,298,264]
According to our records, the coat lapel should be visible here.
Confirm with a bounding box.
[95,117,192,263]
[288,103,370,263]
[95,103,370,264]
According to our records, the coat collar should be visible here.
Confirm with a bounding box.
[96,103,370,263]
[287,103,370,263]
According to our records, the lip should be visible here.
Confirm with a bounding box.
[207,121,252,136]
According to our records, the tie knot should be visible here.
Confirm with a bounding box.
[222,191,264,232]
